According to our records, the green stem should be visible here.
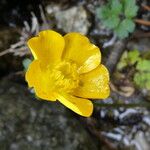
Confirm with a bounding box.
[94,102,150,108]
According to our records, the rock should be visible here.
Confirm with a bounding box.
[46,5,90,34]
[134,131,150,150]
[0,78,98,150]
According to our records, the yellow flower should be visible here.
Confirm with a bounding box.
[26,30,110,117]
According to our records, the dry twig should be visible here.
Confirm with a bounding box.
[135,19,150,26]
[0,6,50,57]
[142,5,150,11]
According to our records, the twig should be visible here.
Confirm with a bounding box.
[0,11,41,57]
[135,19,150,26]
[142,5,150,11]
[103,34,117,48]
[105,39,127,74]
[0,49,10,56]
[39,5,50,30]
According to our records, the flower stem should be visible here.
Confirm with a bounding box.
[94,102,150,108]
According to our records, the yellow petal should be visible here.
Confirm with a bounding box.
[25,60,41,88]
[73,65,110,99]
[25,60,56,101]
[27,30,65,63]
[57,93,93,117]
[62,32,101,74]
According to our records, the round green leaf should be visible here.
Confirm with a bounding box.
[111,0,122,15]
[103,15,120,29]
[114,19,135,39]
[124,0,138,18]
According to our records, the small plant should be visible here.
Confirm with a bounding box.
[117,50,150,90]
[96,0,138,39]
[117,50,140,70]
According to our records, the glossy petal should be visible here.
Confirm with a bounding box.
[57,93,93,117]
[62,32,101,74]
[25,60,41,88]
[25,60,56,101]
[27,30,65,63]
[26,30,110,117]
[73,65,110,99]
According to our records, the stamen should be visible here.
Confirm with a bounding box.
[47,61,79,93]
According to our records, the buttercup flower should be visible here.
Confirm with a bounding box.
[26,30,110,117]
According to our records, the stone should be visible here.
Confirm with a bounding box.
[46,5,90,34]
[0,78,98,150]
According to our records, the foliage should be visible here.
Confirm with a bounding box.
[96,0,138,39]
[134,59,150,90]
[117,50,140,69]
[117,50,150,90]
[22,58,32,71]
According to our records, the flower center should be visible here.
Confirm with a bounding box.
[47,61,79,93]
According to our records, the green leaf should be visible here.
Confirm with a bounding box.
[114,19,135,39]
[123,19,135,33]
[23,58,32,71]
[111,0,122,15]
[96,6,111,19]
[103,15,120,29]
[117,50,140,70]
[134,59,150,90]
[117,51,128,70]
[114,22,128,39]
[96,0,137,37]
[96,0,122,20]
[117,48,150,90]
[123,0,138,18]
[134,72,150,90]
[136,59,150,71]
[127,50,140,64]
